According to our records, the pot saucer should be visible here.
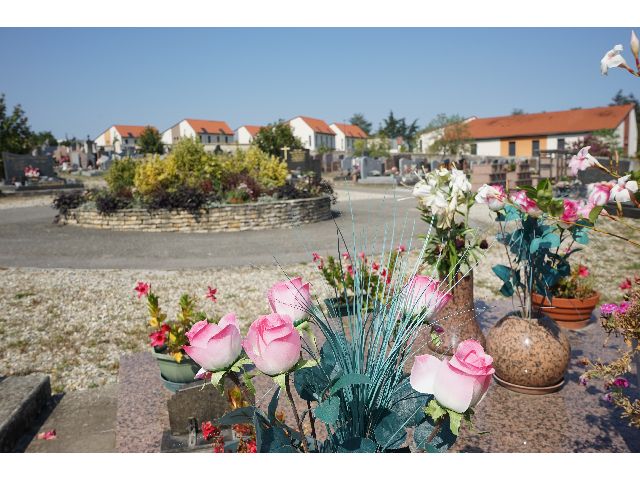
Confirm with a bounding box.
[493,374,565,395]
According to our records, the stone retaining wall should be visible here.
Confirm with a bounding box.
[62,196,332,232]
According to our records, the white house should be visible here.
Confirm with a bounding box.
[162,119,235,152]
[235,125,263,145]
[289,116,336,152]
[329,123,368,152]
[94,125,149,155]
[418,117,476,154]
[420,105,637,157]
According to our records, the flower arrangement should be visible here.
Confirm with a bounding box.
[476,179,596,318]
[24,165,40,179]
[311,247,404,305]
[180,229,492,452]
[413,166,487,284]
[136,281,216,363]
[548,264,595,300]
[581,275,640,428]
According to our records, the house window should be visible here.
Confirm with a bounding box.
[308,136,312,146]
[217,136,220,143]
[557,138,565,150]
[532,140,540,156]
[508,141,516,156]
[470,143,477,155]
[208,135,211,143]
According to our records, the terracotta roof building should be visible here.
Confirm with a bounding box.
[94,124,152,154]
[289,116,336,152]
[420,104,637,157]
[330,123,368,152]
[235,125,264,145]
[161,118,235,152]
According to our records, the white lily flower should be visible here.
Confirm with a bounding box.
[601,44,627,75]
[610,175,638,203]
[450,167,471,194]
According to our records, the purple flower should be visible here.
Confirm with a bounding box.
[600,303,618,316]
[617,301,631,315]
[433,325,445,334]
[602,393,613,403]
[579,375,588,386]
[613,377,630,388]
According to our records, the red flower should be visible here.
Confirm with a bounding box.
[134,282,150,298]
[201,421,220,441]
[342,252,351,260]
[246,439,257,453]
[397,244,406,253]
[578,265,589,278]
[372,261,380,271]
[312,252,321,262]
[206,286,218,302]
[149,330,166,348]
[358,252,367,262]
[619,278,632,290]
[346,264,354,278]
[37,430,56,440]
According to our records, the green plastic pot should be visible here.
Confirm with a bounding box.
[151,349,200,385]
[324,297,375,318]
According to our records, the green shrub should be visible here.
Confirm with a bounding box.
[134,155,180,197]
[106,157,137,194]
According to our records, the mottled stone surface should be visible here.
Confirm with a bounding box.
[116,352,171,452]
[62,196,332,233]
[428,272,486,355]
[486,314,571,388]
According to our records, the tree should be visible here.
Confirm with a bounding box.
[353,139,367,156]
[30,131,58,149]
[571,129,620,158]
[610,90,640,154]
[368,134,391,159]
[349,113,372,135]
[378,111,420,150]
[252,121,303,157]
[137,126,164,155]
[425,114,474,158]
[0,93,33,154]
[511,108,526,115]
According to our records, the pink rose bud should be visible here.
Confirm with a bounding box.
[410,339,494,413]
[475,184,506,211]
[588,182,613,207]
[243,313,301,376]
[183,313,242,371]
[405,275,452,317]
[267,277,311,324]
[509,190,542,217]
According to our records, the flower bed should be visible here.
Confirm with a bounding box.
[60,195,332,232]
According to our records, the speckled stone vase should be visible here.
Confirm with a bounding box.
[486,314,571,394]
[427,271,486,355]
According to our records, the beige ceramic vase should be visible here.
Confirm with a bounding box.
[425,271,486,356]
[486,313,571,394]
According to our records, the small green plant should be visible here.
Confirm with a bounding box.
[105,157,137,194]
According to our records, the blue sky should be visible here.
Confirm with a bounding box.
[0,28,638,139]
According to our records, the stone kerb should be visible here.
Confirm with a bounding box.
[62,196,332,232]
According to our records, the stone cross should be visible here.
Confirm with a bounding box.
[280,146,290,161]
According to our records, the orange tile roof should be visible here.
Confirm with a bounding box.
[466,104,635,139]
[185,119,233,136]
[240,125,264,137]
[114,125,148,137]
[296,116,335,135]
[332,123,368,139]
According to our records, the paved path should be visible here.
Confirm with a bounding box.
[0,187,447,270]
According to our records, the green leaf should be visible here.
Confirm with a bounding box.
[572,227,589,245]
[216,406,257,426]
[413,417,457,452]
[242,372,256,396]
[337,437,378,453]
[330,373,371,395]
[491,264,511,283]
[430,331,442,347]
[210,370,226,393]
[589,205,603,224]
[446,409,463,436]
[272,373,287,391]
[424,399,447,422]
[292,358,318,371]
[314,396,341,425]
[499,281,514,297]
[374,410,407,450]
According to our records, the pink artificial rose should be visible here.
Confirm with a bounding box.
[243,313,301,375]
[576,200,594,219]
[410,339,494,413]
[267,277,311,324]
[183,313,242,371]
[509,190,541,217]
[405,275,452,317]
[475,184,507,211]
[568,146,597,176]
[560,199,579,226]
[589,182,613,207]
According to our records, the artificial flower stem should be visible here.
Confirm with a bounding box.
[424,417,444,448]
[284,373,309,453]
[307,400,320,452]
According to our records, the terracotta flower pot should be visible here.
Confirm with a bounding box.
[426,271,486,356]
[531,292,600,330]
[486,314,571,394]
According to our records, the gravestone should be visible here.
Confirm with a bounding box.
[341,156,353,171]
[2,153,55,184]
[360,157,384,179]
[287,148,322,180]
